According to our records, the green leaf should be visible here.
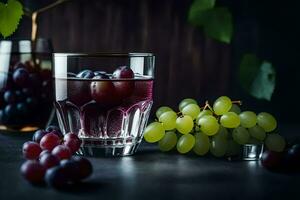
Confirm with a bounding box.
[0,0,23,38]
[203,7,233,43]
[249,61,276,101]
[239,54,276,101]
[188,0,216,26]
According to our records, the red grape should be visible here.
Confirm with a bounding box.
[52,145,71,160]
[63,133,81,153]
[113,81,135,99]
[261,150,283,170]
[90,77,120,106]
[22,141,42,160]
[21,160,45,184]
[40,153,60,169]
[40,133,61,151]
[112,66,134,78]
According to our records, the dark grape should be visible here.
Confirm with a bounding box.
[40,133,61,151]
[24,60,36,72]
[40,69,52,80]
[15,90,26,101]
[13,68,29,86]
[4,90,16,104]
[28,73,42,88]
[13,62,26,70]
[22,141,42,160]
[94,71,109,79]
[261,150,283,170]
[112,66,134,78]
[17,102,29,116]
[32,129,48,143]
[39,149,50,159]
[0,110,6,123]
[60,159,80,182]
[22,88,33,96]
[46,125,60,132]
[52,145,71,160]
[45,166,68,188]
[77,70,95,79]
[285,144,300,170]
[39,153,60,169]
[26,97,38,108]
[72,156,93,180]
[113,81,135,99]
[50,130,64,139]
[21,160,45,184]
[4,104,17,118]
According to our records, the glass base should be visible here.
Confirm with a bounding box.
[76,138,141,157]
[228,143,264,161]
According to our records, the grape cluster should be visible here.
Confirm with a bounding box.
[144,96,285,157]
[0,61,52,127]
[20,125,93,189]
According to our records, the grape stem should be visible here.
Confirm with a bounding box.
[203,101,214,112]
[232,100,242,105]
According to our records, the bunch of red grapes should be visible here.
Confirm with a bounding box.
[261,144,300,172]
[0,60,52,127]
[20,125,93,189]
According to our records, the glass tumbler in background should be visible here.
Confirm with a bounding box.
[0,39,53,131]
[53,53,155,156]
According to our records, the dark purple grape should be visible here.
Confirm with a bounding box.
[112,66,134,78]
[28,73,42,88]
[17,102,29,116]
[285,144,300,170]
[4,90,16,104]
[39,149,50,159]
[13,62,26,70]
[113,81,135,99]
[94,71,109,78]
[68,79,92,106]
[46,125,60,132]
[45,166,68,188]
[15,90,26,101]
[4,104,17,117]
[261,150,283,170]
[26,97,38,108]
[39,153,60,169]
[76,70,95,79]
[21,160,45,184]
[90,76,120,106]
[13,68,29,87]
[72,156,93,180]
[32,129,49,143]
[60,159,80,182]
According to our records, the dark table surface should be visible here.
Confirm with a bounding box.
[0,124,299,200]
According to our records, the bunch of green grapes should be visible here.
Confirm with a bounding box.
[143,96,286,157]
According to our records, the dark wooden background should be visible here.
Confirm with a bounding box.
[12,0,300,123]
[15,0,231,111]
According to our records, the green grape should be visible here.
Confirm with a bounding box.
[143,122,165,143]
[178,98,197,111]
[197,115,219,136]
[239,111,257,128]
[158,131,178,152]
[226,139,240,156]
[248,137,262,145]
[265,134,286,152]
[176,115,194,134]
[232,126,250,144]
[156,106,173,119]
[214,126,229,140]
[220,112,241,128]
[213,96,232,115]
[196,110,213,121]
[182,103,201,120]
[177,134,195,154]
[193,132,210,156]
[210,136,227,157]
[159,111,177,130]
[229,104,241,114]
[248,125,266,141]
[257,112,277,132]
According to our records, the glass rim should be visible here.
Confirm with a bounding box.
[53,52,154,57]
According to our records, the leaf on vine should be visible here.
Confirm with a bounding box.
[203,7,233,43]
[188,0,216,26]
[239,54,276,101]
[0,0,24,38]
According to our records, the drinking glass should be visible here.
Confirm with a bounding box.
[53,53,155,156]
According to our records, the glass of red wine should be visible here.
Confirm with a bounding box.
[53,53,155,156]
[0,39,53,132]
